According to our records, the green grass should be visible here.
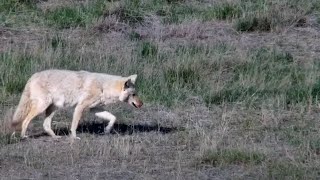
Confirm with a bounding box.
[309,138,320,154]
[199,149,266,167]
[201,3,242,21]
[0,0,43,27]
[45,0,107,29]
[0,0,35,12]
[0,134,20,146]
[50,34,67,50]
[0,0,110,28]
[139,41,158,58]
[204,48,320,107]
[266,161,319,179]
[2,40,320,109]
[282,126,308,146]
[2,41,319,109]
[0,46,94,95]
[175,44,211,56]
[276,124,320,154]
[45,7,86,28]
[235,15,271,32]
[128,31,142,41]
[162,3,201,24]
[2,0,318,31]
[164,66,200,89]
[104,6,145,26]
[0,53,40,94]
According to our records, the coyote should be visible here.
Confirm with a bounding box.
[11,69,143,140]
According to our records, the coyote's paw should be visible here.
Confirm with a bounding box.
[70,135,81,140]
[52,135,62,140]
[69,136,81,144]
[104,127,113,134]
[20,135,29,140]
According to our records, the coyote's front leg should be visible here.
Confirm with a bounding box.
[70,104,87,140]
[95,111,116,134]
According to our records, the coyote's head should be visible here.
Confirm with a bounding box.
[119,74,143,108]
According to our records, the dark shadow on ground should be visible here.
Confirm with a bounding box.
[29,121,183,138]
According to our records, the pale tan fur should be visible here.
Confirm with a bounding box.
[11,69,143,140]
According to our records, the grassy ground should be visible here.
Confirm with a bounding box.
[1,0,320,179]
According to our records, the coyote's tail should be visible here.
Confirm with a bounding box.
[11,82,32,130]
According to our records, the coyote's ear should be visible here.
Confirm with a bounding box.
[124,79,132,89]
[128,74,138,84]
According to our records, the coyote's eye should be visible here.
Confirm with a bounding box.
[132,93,136,97]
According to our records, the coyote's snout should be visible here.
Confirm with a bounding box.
[11,69,143,140]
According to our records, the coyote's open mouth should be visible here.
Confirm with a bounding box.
[132,102,138,108]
